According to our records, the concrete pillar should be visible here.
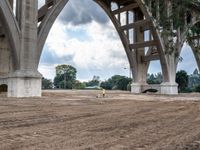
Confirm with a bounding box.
[131,9,148,93]
[0,37,13,77]
[161,54,178,95]
[8,0,13,9]
[7,0,42,97]
[0,26,12,88]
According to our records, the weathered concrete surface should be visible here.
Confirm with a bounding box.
[7,70,42,97]
[0,0,41,97]
[161,82,178,95]
[0,37,12,76]
[8,77,41,97]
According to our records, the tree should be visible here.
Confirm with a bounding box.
[100,75,132,91]
[100,80,112,90]
[147,74,156,84]
[143,0,200,55]
[108,75,124,89]
[54,64,77,89]
[147,73,163,84]
[116,77,132,90]
[195,85,200,92]
[73,80,86,89]
[86,80,100,87]
[92,76,100,81]
[193,68,199,75]
[85,76,100,87]
[176,70,189,92]
[42,77,53,89]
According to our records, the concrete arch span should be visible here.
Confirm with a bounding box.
[170,20,200,74]
[37,0,137,90]
[37,0,134,71]
[0,0,19,94]
[38,0,175,94]
[186,21,200,72]
[0,0,20,71]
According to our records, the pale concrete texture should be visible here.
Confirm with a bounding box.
[160,82,178,95]
[0,0,199,97]
[8,77,41,97]
[0,37,13,76]
[0,77,8,87]
[7,70,42,97]
[131,83,162,93]
[131,83,142,93]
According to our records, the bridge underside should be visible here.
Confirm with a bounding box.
[0,0,199,97]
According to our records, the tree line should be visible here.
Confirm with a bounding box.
[42,64,132,91]
[42,64,200,93]
[147,69,200,93]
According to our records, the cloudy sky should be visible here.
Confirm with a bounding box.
[38,0,198,81]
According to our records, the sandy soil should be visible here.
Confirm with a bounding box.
[0,90,200,150]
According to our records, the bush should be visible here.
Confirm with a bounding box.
[127,82,132,91]
[181,87,193,93]
[195,85,200,92]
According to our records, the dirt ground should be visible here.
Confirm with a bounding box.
[0,90,200,150]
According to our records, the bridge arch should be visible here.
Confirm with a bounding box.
[38,0,174,94]
[0,0,20,70]
[187,21,200,71]
[37,0,134,71]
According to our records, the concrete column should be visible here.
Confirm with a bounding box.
[8,0,13,9]
[161,54,178,95]
[131,9,148,93]
[8,0,42,97]
[0,38,9,90]
[0,37,13,77]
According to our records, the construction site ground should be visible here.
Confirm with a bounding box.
[0,90,200,150]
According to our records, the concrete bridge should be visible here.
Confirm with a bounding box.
[0,0,199,97]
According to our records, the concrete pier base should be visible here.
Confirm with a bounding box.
[131,82,178,94]
[7,70,42,97]
[131,83,142,93]
[131,83,162,94]
[160,82,178,95]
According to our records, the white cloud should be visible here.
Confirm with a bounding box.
[39,20,129,80]
[39,0,198,81]
[38,64,55,80]
[38,0,45,8]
